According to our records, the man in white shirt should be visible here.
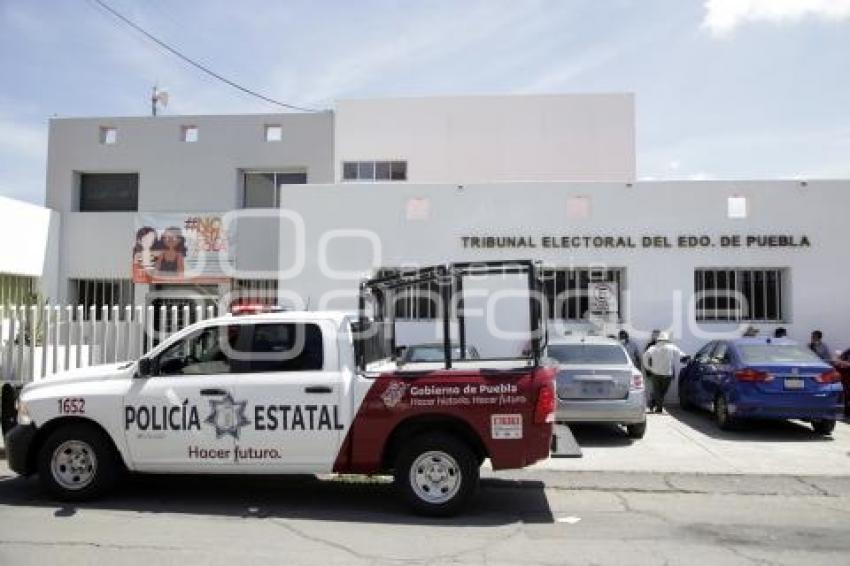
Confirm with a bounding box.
[642,332,686,414]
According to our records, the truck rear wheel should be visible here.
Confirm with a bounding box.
[37,423,119,502]
[394,433,478,516]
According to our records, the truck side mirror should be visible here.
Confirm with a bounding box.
[137,357,153,378]
[680,355,692,364]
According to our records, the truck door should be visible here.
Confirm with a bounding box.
[231,321,345,472]
[123,323,249,472]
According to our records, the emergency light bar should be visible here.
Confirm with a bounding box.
[230,304,287,316]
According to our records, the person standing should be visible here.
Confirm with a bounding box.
[808,330,832,362]
[644,329,661,353]
[619,330,642,370]
[642,332,686,413]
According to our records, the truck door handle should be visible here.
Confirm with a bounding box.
[304,385,333,394]
[200,388,227,396]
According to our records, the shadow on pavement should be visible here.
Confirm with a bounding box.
[564,423,634,447]
[666,405,835,443]
[0,472,554,526]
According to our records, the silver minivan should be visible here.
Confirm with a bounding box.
[546,335,647,438]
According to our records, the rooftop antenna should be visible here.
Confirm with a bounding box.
[151,85,169,116]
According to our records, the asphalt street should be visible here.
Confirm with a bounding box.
[1,461,849,566]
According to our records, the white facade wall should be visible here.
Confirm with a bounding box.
[45,112,334,299]
[0,196,60,299]
[277,180,848,354]
[335,94,635,183]
[31,96,849,357]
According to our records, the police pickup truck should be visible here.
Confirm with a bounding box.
[4,261,556,516]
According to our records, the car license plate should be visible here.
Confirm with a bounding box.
[784,378,804,390]
[581,384,609,396]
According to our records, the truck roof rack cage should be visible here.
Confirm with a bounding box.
[354,260,546,371]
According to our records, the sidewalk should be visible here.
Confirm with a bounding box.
[531,408,850,476]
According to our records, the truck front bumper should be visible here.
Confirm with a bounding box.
[4,423,36,476]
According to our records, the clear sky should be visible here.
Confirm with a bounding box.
[2,0,849,204]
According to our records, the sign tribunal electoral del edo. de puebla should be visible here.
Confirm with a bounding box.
[460,234,811,250]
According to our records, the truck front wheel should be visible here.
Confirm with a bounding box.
[394,433,478,516]
[37,423,119,501]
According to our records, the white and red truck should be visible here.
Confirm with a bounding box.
[4,261,556,515]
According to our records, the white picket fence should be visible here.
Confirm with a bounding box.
[0,304,220,384]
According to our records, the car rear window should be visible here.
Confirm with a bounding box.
[737,344,822,365]
[547,344,629,365]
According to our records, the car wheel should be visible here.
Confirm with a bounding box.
[811,419,836,436]
[677,382,693,412]
[626,422,646,439]
[394,433,478,517]
[714,394,736,431]
[37,423,120,501]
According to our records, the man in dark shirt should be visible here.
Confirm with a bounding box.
[808,330,832,362]
[619,330,642,370]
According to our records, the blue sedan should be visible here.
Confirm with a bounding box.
[678,338,844,435]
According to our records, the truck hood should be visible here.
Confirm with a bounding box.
[23,361,136,392]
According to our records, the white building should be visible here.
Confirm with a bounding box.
[3,93,848,354]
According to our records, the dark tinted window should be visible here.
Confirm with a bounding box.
[248,323,324,372]
[547,344,629,365]
[738,344,822,365]
[157,325,245,376]
[342,162,357,180]
[390,161,407,180]
[243,173,276,207]
[243,172,307,208]
[694,342,715,363]
[79,173,139,211]
[712,342,731,363]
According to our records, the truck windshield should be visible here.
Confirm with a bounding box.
[547,344,629,365]
[737,344,823,365]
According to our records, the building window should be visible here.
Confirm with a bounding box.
[242,171,307,208]
[375,267,623,321]
[99,126,118,145]
[232,278,279,307]
[342,161,407,182]
[374,268,440,320]
[0,274,37,307]
[264,124,282,142]
[79,173,139,211]
[567,196,591,219]
[541,267,623,321]
[70,278,134,319]
[181,125,198,143]
[728,196,748,219]
[694,268,785,322]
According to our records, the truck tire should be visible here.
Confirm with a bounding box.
[811,419,836,435]
[394,433,478,517]
[1,384,17,435]
[37,423,119,502]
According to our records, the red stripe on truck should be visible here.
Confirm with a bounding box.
[332,366,556,474]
